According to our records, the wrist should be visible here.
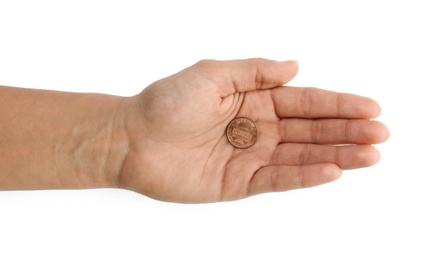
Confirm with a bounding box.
[48,93,131,190]
[100,96,131,189]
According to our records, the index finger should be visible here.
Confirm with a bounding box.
[271,87,382,119]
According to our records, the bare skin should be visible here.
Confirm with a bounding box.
[0,58,389,203]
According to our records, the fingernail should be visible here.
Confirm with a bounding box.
[283,60,298,64]
[280,60,299,67]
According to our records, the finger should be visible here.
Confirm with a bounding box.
[271,86,381,119]
[247,163,341,196]
[279,118,389,144]
[193,58,299,96]
[272,143,380,170]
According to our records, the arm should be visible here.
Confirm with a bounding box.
[0,59,389,203]
[0,86,128,190]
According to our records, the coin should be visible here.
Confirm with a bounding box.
[226,117,258,149]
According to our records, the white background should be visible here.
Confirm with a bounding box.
[1,0,441,259]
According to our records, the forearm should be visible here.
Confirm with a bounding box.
[0,86,128,190]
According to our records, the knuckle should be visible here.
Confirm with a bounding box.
[310,120,323,143]
[278,119,286,143]
[300,87,314,116]
[194,59,216,69]
[299,144,312,165]
[270,167,280,192]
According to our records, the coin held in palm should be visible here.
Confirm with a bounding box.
[226,117,258,149]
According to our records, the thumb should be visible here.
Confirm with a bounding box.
[193,58,299,96]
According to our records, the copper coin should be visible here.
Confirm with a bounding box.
[226,117,258,149]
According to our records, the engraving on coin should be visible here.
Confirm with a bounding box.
[226,117,258,149]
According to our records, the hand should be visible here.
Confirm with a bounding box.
[117,59,389,203]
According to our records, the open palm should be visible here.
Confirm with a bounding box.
[117,59,389,203]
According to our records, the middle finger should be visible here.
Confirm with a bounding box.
[278,118,387,144]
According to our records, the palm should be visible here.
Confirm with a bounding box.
[118,59,388,203]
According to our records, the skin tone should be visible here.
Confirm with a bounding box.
[0,58,389,203]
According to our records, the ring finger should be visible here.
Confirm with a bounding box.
[272,143,380,169]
